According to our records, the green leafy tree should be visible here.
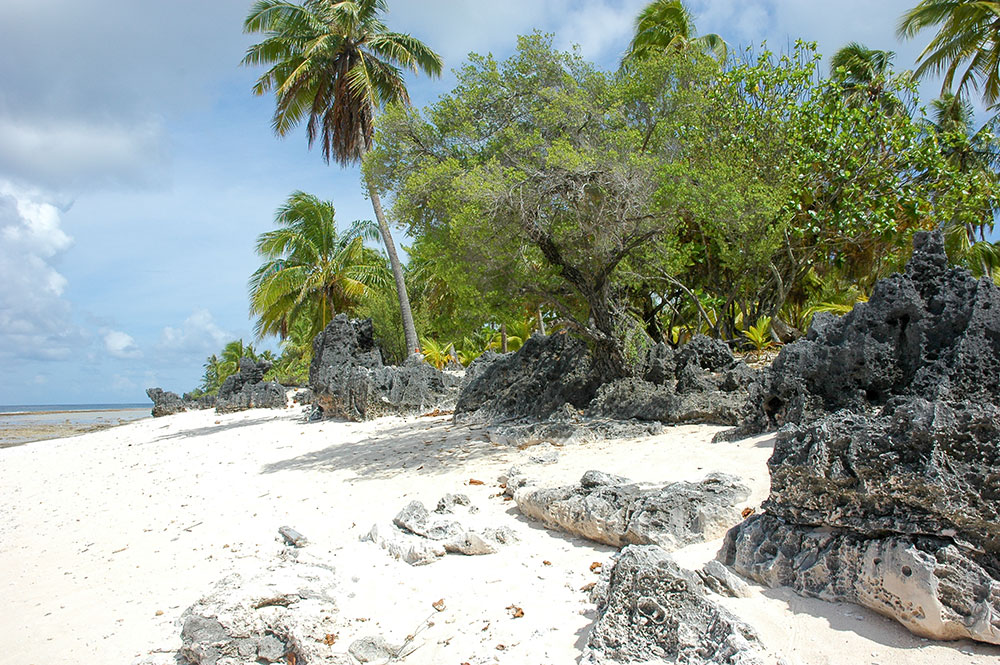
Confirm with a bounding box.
[369,34,694,378]
[249,191,390,342]
[898,0,1000,107]
[624,0,727,65]
[243,0,443,355]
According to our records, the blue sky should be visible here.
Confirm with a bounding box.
[0,0,952,404]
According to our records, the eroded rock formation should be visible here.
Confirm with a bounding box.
[584,545,767,664]
[723,231,1000,645]
[146,387,214,418]
[455,331,756,445]
[516,470,750,550]
[139,553,346,665]
[309,315,460,421]
[215,357,286,414]
[363,498,515,566]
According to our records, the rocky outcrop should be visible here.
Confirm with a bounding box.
[140,552,346,665]
[723,514,1000,644]
[309,315,460,421]
[722,231,1000,645]
[516,471,750,550]
[741,230,1000,433]
[146,387,214,418]
[454,332,754,445]
[591,336,757,426]
[215,358,286,414]
[454,331,605,423]
[363,498,516,566]
[584,545,767,664]
[723,397,1000,644]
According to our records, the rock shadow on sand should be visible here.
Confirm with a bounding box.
[260,418,503,479]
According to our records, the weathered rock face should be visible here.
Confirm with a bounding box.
[146,388,215,417]
[722,231,1000,646]
[454,331,605,423]
[215,357,286,414]
[145,553,347,665]
[516,471,750,550]
[766,398,1000,558]
[723,514,1000,644]
[584,545,767,664]
[454,333,754,445]
[362,498,515,566]
[743,230,1000,433]
[309,315,460,421]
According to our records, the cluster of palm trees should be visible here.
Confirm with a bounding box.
[235,0,1000,366]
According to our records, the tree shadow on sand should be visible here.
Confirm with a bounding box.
[260,418,509,480]
[151,410,306,443]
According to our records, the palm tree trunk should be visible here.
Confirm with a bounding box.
[365,178,420,356]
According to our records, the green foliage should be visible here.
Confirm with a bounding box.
[899,0,1000,108]
[419,337,455,369]
[741,316,775,358]
[200,339,263,395]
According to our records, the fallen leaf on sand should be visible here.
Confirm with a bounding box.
[590,562,603,573]
[506,605,524,618]
[741,506,756,518]
[323,633,338,645]
[432,598,446,612]
[581,582,596,592]
[468,479,484,486]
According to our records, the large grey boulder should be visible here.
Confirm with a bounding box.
[146,388,188,417]
[720,232,1000,646]
[723,397,1000,644]
[723,514,1000,644]
[146,553,348,665]
[146,387,215,417]
[584,545,767,664]
[215,357,286,414]
[516,471,750,550]
[454,330,606,423]
[740,230,1000,433]
[310,315,460,420]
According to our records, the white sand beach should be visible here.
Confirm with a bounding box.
[1,404,998,665]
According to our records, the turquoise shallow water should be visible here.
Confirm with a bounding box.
[0,404,151,447]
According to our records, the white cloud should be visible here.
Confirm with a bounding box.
[158,309,231,355]
[0,117,167,191]
[103,330,142,359]
[0,182,85,361]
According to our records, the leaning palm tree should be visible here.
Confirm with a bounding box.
[623,0,727,66]
[898,0,1000,108]
[243,0,443,355]
[249,191,391,342]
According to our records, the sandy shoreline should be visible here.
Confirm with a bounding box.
[1,405,997,664]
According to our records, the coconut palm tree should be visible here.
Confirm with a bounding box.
[830,42,903,110]
[921,93,1000,274]
[249,191,391,342]
[623,0,727,66]
[243,0,443,355]
[898,0,1000,108]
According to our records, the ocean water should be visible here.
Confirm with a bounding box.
[0,403,152,447]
